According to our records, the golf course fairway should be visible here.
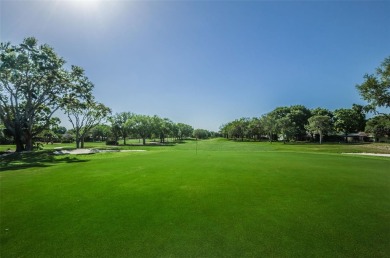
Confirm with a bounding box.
[1,139,389,257]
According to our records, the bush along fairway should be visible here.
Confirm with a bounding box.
[1,139,389,257]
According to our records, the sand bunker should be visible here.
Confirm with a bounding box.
[53,149,146,155]
[342,153,390,157]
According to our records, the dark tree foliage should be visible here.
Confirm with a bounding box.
[365,115,390,142]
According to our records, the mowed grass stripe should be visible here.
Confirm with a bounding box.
[1,141,389,257]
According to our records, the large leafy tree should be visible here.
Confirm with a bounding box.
[65,99,111,148]
[268,108,291,141]
[91,124,111,142]
[177,123,194,140]
[223,118,250,141]
[277,116,296,142]
[235,118,250,141]
[334,105,366,142]
[248,117,263,141]
[219,122,232,139]
[311,107,333,118]
[269,105,311,140]
[351,104,367,131]
[305,115,333,144]
[220,117,259,141]
[0,37,93,151]
[152,116,174,143]
[365,115,390,142]
[287,105,312,140]
[36,117,61,144]
[132,114,153,145]
[356,56,390,117]
[260,113,278,142]
[193,129,210,139]
[109,112,134,145]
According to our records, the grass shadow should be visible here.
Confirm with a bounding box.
[0,150,88,172]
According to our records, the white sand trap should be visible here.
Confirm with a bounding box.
[342,153,390,157]
[119,150,146,152]
[53,149,146,155]
[53,149,98,155]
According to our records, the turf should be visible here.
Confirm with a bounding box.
[1,139,389,257]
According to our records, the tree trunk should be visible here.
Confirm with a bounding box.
[75,131,80,148]
[142,138,146,145]
[123,137,126,145]
[25,136,33,151]
[81,137,85,148]
[15,136,25,152]
[319,131,322,144]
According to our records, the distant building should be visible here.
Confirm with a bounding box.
[345,132,371,143]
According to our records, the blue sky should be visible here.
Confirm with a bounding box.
[1,0,389,131]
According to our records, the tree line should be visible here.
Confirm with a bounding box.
[0,37,216,152]
[0,112,219,147]
[109,112,196,145]
[1,38,389,151]
[221,106,389,144]
[221,57,390,143]
[220,104,371,143]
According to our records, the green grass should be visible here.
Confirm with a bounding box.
[0,139,183,153]
[1,139,389,257]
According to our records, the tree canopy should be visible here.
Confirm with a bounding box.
[365,115,390,142]
[66,99,111,148]
[334,105,366,140]
[1,38,388,148]
[0,37,96,151]
[306,115,333,144]
[356,56,390,116]
[109,112,134,145]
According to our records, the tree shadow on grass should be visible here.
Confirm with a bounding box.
[0,150,88,172]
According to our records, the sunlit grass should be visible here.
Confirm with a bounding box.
[1,139,389,257]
